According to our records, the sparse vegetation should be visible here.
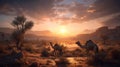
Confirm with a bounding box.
[1,38,120,67]
[55,58,70,67]
[24,45,35,53]
[11,15,34,51]
[41,48,50,57]
[87,45,120,67]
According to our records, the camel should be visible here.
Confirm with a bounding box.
[49,42,63,57]
[75,40,99,55]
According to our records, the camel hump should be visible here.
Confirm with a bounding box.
[87,40,93,43]
[86,40,94,44]
[85,40,96,46]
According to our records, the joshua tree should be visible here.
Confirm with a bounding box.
[11,15,34,51]
[75,40,99,55]
[49,42,63,57]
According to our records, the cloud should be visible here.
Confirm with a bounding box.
[1,0,120,28]
[76,0,120,27]
[101,14,120,27]
[0,0,94,25]
[94,0,120,14]
[85,0,120,20]
[93,0,120,27]
[0,0,61,20]
[52,1,89,24]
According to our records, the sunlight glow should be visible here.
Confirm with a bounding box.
[60,28,67,34]
[58,26,68,37]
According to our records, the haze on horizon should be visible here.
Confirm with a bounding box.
[0,0,120,37]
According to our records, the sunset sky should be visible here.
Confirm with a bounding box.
[0,0,120,37]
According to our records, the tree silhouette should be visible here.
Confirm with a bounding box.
[11,15,34,51]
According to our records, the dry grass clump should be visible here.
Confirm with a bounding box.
[55,58,70,67]
[87,45,120,67]
[23,45,36,53]
[41,49,50,57]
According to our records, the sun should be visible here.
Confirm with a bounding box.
[60,28,66,34]
[52,25,71,37]
[58,26,68,37]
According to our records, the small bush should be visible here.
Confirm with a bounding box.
[109,49,120,61]
[87,47,120,67]
[41,49,50,57]
[87,50,107,65]
[24,45,35,53]
[55,58,70,67]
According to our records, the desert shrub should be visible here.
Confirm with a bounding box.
[87,47,120,67]
[73,48,87,57]
[87,49,107,66]
[109,49,120,62]
[24,45,35,53]
[0,51,28,67]
[41,49,50,57]
[55,58,70,67]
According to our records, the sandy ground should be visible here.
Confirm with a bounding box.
[24,52,88,67]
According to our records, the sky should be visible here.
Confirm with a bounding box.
[0,0,120,37]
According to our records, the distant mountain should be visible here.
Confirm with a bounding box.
[0,27,13,34]
[26,30,53,37]
[76,26,120,41]
[1,26,120,41]
[0,27,56,40]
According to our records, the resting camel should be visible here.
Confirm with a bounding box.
[75,40,99,55]
[49,42,63,57]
